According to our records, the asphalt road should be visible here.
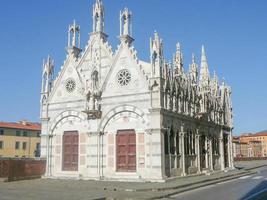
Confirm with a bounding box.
[168,167,267,200]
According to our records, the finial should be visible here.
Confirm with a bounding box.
[192,53,195,64]
[201,45,206,61]
[176,43,181,51]
[154,30,158,38]
[222,77,225,84]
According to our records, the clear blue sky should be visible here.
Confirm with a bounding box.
[0,0,266,135]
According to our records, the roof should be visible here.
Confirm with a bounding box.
[237,130,267,137]
[0,121,41,131]
[254,132,267,136]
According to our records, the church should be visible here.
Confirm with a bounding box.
[40,0,234,182]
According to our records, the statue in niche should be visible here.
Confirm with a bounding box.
[83,70,102,119]
[91,70,99,92]
[95,14,101,32]
[123,15,128,35]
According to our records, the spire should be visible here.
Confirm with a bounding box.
[212,70,219,96]
[189,53,198,83]
[119,7,134,45]
[68,20,80,48]
[93,0,104,33]
[150,31,164,78]
[41,55,55,96]
[173,43,184,77]
[67,20,81,58]
[199,45,210,86]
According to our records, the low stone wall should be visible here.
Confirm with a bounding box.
[0,158,46,181]
[234,157,267,161]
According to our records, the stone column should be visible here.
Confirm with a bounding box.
[180,131,186,176]
[219,130,225,170]
[47,134,54,177]
[230,130,234,168]
[209,136,214,171]
[205,135,209,169]
[167,129,171,175]
[228,133,234,168]
[45,134,50,177]
[195,131,201,173]
[174,133,177,169]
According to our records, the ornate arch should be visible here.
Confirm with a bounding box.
[49,110,87,135]
[98,104,149,132]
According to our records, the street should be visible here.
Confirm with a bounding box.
[169,166,267,200]
[0,164,266,200]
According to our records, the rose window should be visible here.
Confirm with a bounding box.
[65,79,76,93]
[117,69,131,86]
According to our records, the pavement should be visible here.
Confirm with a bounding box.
[0,161,266,200]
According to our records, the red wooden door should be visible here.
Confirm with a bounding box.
[116,130,136,172]
[62,131,79,171]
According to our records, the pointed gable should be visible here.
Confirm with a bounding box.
[48,55,84,103]
[101,42,150,97]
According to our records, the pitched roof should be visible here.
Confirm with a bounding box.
[0,121,41,131]
[254,132,267,136]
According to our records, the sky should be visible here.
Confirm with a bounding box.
[0,0,266,135]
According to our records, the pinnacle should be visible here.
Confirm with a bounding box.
[192,53,195,64]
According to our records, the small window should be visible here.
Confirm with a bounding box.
[0,141,3,149]
[0,130,4,135]
[37,132,41,137]
[16,130,21,136]
[15,142,20,150]
[23,131,28,137]
[22,142,27,150]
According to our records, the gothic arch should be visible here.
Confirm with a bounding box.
[98,104,149,133]
[49,110,88,135]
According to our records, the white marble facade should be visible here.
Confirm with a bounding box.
[40,0,234,182]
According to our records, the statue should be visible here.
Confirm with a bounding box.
[91,70,99,92]
[123,17,128,35]
[96,14,101,32]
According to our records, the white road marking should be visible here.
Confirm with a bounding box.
[238,175,252,179]
[252,176,263,180]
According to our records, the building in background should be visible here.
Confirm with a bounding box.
[233,131,267,158]
[247,140,262,157]
[0,121,41,158]
[232,137,248,157]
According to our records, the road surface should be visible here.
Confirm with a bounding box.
[168,166,267,200]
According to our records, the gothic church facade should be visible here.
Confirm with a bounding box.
[40,0,234,181]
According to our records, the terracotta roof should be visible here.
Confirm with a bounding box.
[254,132,267,136]
[0,121,41,131]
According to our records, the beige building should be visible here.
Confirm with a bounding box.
[247,140,262,157]
[233,132,267,158]
[232,137,248,157]
[0,121,41,158]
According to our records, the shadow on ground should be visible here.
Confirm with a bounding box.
[240,180,267,200]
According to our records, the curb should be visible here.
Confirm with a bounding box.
[245,165,267,171]
[118,170,252,193]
